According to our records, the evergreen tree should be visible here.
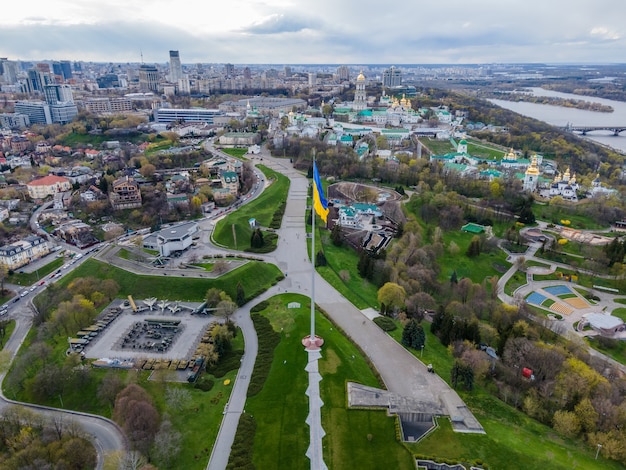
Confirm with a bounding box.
[316,250,327,267]
[331,223,343,246]
[236,281,245,306]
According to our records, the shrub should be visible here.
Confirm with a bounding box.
[373,316,397,331]
[251,300,269,312]
[194,377,215,392]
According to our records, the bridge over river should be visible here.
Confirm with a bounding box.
[562,124,626,136]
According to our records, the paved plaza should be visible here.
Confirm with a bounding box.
[81,299,220,362]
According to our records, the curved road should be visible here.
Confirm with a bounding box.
[207,149,483,469]
[0,301,127,469]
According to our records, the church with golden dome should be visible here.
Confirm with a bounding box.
[548,167,579,200]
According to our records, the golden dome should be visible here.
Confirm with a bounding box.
[357,71,365,81]
[526,156,540,176]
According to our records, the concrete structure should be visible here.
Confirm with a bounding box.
[0,235,49,270]
[583,313,625,335]
[143,221,199,256]
[14,101,52,125]
[139,64,160,92]
[169,50,183,84]
[26,175,71,199]
[382,65,402,88]
[218,132,260,146]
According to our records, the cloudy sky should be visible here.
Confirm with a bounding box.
[1,0,625,64]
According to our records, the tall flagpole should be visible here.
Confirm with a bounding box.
[310,153,316,343]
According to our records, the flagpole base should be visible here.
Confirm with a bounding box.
[302,335,324,351]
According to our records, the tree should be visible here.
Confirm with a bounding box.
[205,288,223,308]
[250,228,264,248]
[236,281,246,306]
[553,410,581,439]
[377,282,406,315]
[216,299,237,323]
[331,223,343,246]
[466,235,481,257]
[401,319,425,350]
[114,385,159,457]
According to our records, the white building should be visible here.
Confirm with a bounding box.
[143,221,199,256]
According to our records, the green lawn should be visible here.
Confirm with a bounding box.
[212,165,289,250]
[8,257,64,287]
[317,233,379,309]
[246,294,414,470]
[220,148,249,159]
[439,231,510,284]
[59,258,282,303]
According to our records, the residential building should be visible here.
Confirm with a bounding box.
[220,171,239,196]
[109,176,142,210]
[139,64,160,92]
[26,175,71,199]
[218,132,260,146]
[382,66,402,88]
[0,235,50,271]
[0,113,29,129]
[43,84,74,105]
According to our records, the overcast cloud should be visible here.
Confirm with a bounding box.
[1,0,625,64]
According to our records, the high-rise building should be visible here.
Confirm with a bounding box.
[224,63,235,78]
[169,50,183,83]
[60,61,73,80]
[336,65,350,81]
[382,66,402,88]
[44,84,74,105]
[0,59,18,84]
[139,64,160,92]
[284,66,292,78]
[28,69,53,92]
[243,67,252,80]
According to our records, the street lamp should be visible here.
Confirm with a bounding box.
[420,344,424,358]
[595,443,602,460]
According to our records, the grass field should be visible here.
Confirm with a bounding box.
[246,294,414,470]
[7,257,64,287]
[385,320,621,469]
[219,148,249,160]
[439,231,510,284]
[212,165,289,250]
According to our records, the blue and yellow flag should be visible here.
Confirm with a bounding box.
[312,162,329,223]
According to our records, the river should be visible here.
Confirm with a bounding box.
[489,87,626,153]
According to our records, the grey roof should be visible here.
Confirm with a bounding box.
[585,313,624,330]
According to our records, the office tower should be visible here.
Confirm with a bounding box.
[243,67,252,80]
[169,50,183,83]
[28,69,53,92]
[60,61,73,80]
[336,65,350,81]
[139,64,160,92]
[44,84,74,105]
[52,62,63,78]
[284,66,292,78]
[308,72,317,87]
[382,66,402,87]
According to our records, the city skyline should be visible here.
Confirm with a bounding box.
[1,0,625,64]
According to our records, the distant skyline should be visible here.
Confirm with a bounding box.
[2,0,625,65]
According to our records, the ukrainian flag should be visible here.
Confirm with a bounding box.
[312,162,329,223]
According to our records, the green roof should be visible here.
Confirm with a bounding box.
[461,223,485,233]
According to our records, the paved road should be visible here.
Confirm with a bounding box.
[207,150,483,469]
[0,300,127,469]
